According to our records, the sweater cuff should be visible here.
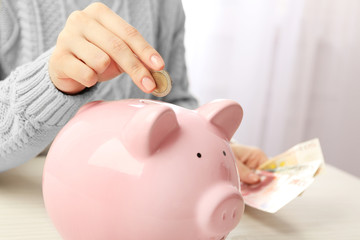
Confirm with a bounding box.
[13,50,95,127]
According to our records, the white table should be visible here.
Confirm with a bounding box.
[1,157,359,240]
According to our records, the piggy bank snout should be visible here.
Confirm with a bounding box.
[197,184,244,238]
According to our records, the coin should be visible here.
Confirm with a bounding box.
[151,70,172,97]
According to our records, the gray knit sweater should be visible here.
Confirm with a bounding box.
[0,0,198,172]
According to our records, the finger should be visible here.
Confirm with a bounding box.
[83,2,164,70]
[237,160,260,184]
[231,144,248,163]
[248,151,268,169]
[70,12,156,93]
[68,36,111,75]
[57,54,98,89]
[97,59,124,82]
[245,156,261,170]
[260,154,269,165]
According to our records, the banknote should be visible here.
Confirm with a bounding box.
[241,138,325,213]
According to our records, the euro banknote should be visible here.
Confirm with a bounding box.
[241,138,324,213]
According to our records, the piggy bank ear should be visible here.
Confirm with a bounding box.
[122,104,179,158]
[197,99,243,141]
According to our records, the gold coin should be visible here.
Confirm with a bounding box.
[151,70,172,97]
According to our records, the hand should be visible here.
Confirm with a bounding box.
[230,143,268,184]
[49,2,164,95]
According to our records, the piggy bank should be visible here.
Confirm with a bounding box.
[43,99,244,240]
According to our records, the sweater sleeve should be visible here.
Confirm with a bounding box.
[153,0,199,110]
[0,48,95,172]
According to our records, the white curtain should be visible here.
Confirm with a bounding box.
[183,0,360,177]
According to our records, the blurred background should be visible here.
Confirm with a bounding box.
[182,0,360,177]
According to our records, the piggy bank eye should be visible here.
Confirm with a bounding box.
[197,153,202,158]
[223,150,226,156]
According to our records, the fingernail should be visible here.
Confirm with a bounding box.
[141,77,156,92]
[151,54,163,68]
[249,173,260,182]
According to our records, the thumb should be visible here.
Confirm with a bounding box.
[237,160,260,184]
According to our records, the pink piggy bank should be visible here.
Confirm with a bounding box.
[43,99,244,240]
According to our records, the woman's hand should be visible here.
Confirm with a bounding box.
[49,2,164,95]
[230,143,268,184]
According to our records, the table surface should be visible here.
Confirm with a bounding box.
[0,157,359,240]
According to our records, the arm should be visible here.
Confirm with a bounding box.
[1,2,168,171]
[0,49,94,172]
